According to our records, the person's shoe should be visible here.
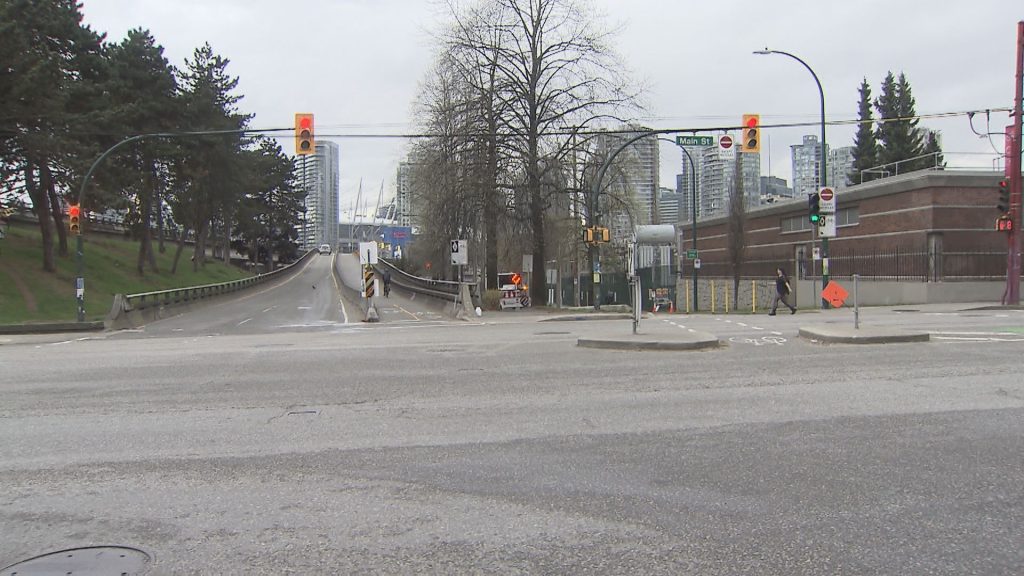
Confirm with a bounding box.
[790,308,797,314]
[768,312,776,316]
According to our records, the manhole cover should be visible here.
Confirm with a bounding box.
[1,546,150,575]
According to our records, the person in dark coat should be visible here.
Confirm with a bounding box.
[769,267,796,315]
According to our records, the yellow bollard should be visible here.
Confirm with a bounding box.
[751,280,756,313]
[725,284,730,314]
[710,280,716,313]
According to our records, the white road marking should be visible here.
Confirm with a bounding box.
[931,331,1021,336]
[297,306,312,310]
[771,331,783,336]
[262,306,277,313]
[237,318,252,326]
[933,336,1024,342]
[737,322,748,327]
[752,326,764,331]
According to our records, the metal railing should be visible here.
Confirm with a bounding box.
[859,152,943,183]
[120,249,317,313]
[373,258,466,302]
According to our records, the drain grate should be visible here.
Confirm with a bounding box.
[1,546,150,575]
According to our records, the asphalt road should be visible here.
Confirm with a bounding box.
[1,304,1022,574]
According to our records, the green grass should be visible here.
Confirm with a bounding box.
[0,220,252,324]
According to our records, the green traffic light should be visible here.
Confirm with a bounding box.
[809,214,820,223]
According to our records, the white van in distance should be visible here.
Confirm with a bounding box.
[318,244,332,255]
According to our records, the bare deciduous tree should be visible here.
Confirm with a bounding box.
[418,0,640,303]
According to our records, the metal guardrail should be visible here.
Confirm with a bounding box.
[120,249,317,312]
[373,258,467,302]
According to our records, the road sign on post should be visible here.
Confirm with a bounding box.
[450,239,467,266]
[819,186,836,213]
[818,214,837,238]
[359,242,379,265]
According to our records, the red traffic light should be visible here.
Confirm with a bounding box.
[745,116,759,128]
[996,214,1014,232]
[295,113,315,155]
[68,204,80,218]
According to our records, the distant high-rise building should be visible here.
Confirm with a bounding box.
[396,162,413,228]
[791,135,828,197]
[594,127,659,236]
[829,146,855,189]
[696,144,762,219]
[298,141,340,251]
[675,145,704,223]
[658,187,680,224]
[759,175,794,203]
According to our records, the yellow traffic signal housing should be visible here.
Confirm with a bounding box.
[741,114,760,153]
[295,113,315,156]
[583,227,594,243]
[68,204,81,234]
[598,227,610,243]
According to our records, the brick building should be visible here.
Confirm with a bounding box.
[681,170,1018,306]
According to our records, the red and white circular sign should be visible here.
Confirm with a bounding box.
[819,187,834,201]
[719,135,734,149]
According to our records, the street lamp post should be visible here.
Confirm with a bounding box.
[659,138,699,312]
[754,48,830,308]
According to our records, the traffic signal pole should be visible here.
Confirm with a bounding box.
[1005,21,1023,305]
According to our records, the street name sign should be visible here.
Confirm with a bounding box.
[676,135,714,147]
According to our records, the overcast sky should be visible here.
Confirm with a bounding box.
[79,0,1021,213]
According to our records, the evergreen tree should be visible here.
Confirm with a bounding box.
[172,43,251,271]
[875,71,924,173]
[849,78,879,184]
[0,0,108,270]
[921,130,945,169]
[107,28,181,275]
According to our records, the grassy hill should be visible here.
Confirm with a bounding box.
[0,220,252,324]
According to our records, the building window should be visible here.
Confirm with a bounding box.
[781,207,858,234]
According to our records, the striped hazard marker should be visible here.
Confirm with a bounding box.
[363,266,375,298]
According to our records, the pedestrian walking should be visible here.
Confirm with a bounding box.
[382,269,392,297]
[769,267,796,315]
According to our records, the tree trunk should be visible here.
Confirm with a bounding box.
[156,187,166,254]
[171,232,187,274]
[193,221,208,272]
[43,165,68,257]
[25,163,56,272]
[137,169,155,275]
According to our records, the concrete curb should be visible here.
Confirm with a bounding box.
[541,314,634,322]
[799,326,930,344]
[0,321,105,335]
[577,335,720,351]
